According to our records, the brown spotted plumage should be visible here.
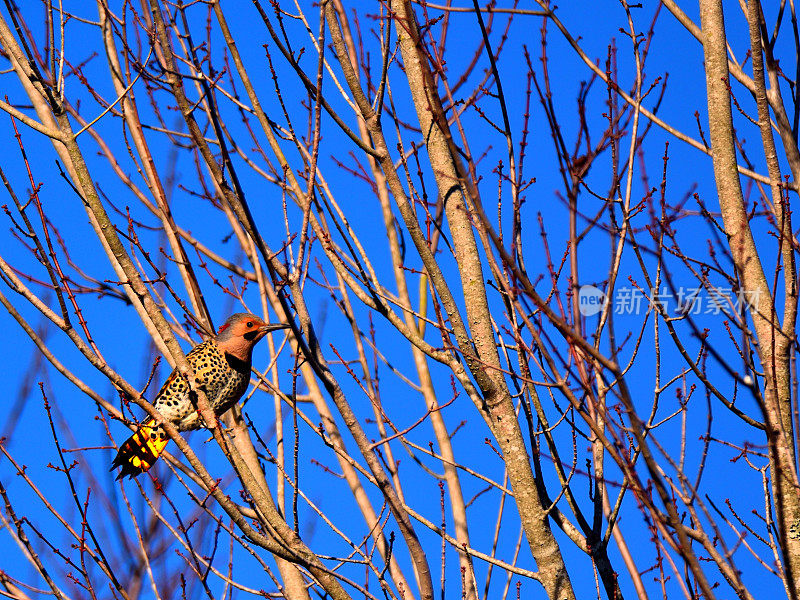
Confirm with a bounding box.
[111,313,288,479]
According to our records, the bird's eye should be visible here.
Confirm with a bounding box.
[246,321,254,328]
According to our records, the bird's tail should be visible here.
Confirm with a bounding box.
[111,419,169,480]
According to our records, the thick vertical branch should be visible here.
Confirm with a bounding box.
[329,2,478,597]
[700,1,800,596]
[377,3,576,599]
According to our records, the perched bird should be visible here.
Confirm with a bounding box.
[111,313,288,480]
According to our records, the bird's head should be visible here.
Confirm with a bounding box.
[215,313,288,359]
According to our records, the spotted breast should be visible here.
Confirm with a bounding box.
[151,339,251,431]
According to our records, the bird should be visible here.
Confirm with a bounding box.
[111,313,288,480]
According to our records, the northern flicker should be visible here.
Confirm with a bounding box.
[111,313,288,480]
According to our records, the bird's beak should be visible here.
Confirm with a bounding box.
[258,322,290,335]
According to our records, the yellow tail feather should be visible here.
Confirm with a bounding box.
[111,419,169,480]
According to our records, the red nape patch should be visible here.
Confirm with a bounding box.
[218,323,231,333]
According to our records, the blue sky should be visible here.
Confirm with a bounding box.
[0,1,792,599]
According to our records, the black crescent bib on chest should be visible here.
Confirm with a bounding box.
[224,352,250,374]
